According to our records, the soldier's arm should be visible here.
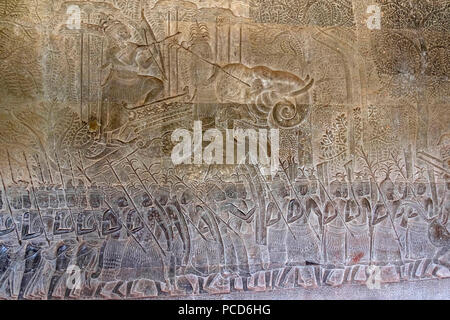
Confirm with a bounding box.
[21,228,41,240]
[266,202,281,227]
[323,202,338,225]
[424,198,434,217]
[287,207,304,224]
[344,201,355,222]
[362,197,371,213]
[307,198,323,229]
[101,212,122,235]
[372,208,389,225]
[0,223,15,236]
[54,215,75,235]
[227,203,256,221]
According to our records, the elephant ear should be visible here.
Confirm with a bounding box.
[269,100,309,129]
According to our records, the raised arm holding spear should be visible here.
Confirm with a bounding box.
[315,164,355,238]
[170,172,241,239]
[102,198,147,254]
[278,160,321,242]
[126,158,207,241]
[252,163,297,241]
[105,159,165,257]
[358,147,404,253]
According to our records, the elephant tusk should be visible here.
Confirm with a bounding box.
[289,77,315,97]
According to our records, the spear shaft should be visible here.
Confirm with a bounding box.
[0,170,22,245]
[6,150,16,184]
[126,158,207,241]
[278,160,321,241]
[172,175,239,237]
[316,174,355,237]
[103,199,147,254]
[23,152,51,246]
[359,149,403,250]
[253,164,296,240]
[106,160,165,256]
[54,152,80,242]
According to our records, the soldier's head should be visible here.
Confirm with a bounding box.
[55,211,63,222]
[4,217,12,230]
[380,176,395,200]
[126,209,136,229]
[141,192,153,208]
[66,179,74,189]
[235,181,247,199]
[56,243,70,257]
[117,196,128,208]
[362,173,371,196]
[195,205,204,215]
[414,180,427,196]
[23,211,31,223]
[102,16,131,42]
[206,184,226,202]
[224,183,238,200]
[180,188,194,205]
[155,186,170,206]
[295,174,309,196]
[77,179,85,188]
[354,177,364,197]
[166,205,177,221]
[150,184,170,206]
[306,169,318,195]
[329,179,342,198]
[147,208,157,228]
[271,177,289,199]
[396,178,407,198]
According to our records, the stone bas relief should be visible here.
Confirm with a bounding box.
[0,0,449,300]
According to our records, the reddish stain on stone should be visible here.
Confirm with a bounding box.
[352,252,364,264]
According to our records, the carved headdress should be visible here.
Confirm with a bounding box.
[100,15,122,32]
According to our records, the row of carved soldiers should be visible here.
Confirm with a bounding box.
[0,170,448,299]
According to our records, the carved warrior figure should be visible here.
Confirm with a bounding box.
[18,242,43,299]
[98,15,164,141]
[370,166,403,269]
[400,178,450,270]
[345,176,371,266]
[0,241,14,297]
[47,242,74,300]
[180,188,218,288]
[225,181,263,274]
[323,174,347,268]
[404,175,435,261]
[94,193,126,297]
[287,173,321,267]
[264,178,289,289]
[221,183,251,290]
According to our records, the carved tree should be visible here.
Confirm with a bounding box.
[371,0,450,151]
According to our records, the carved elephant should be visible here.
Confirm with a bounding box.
[209,63,314,128]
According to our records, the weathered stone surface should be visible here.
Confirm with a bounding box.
[0,0,448,300]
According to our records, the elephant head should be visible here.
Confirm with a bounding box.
[210,63,314,128]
